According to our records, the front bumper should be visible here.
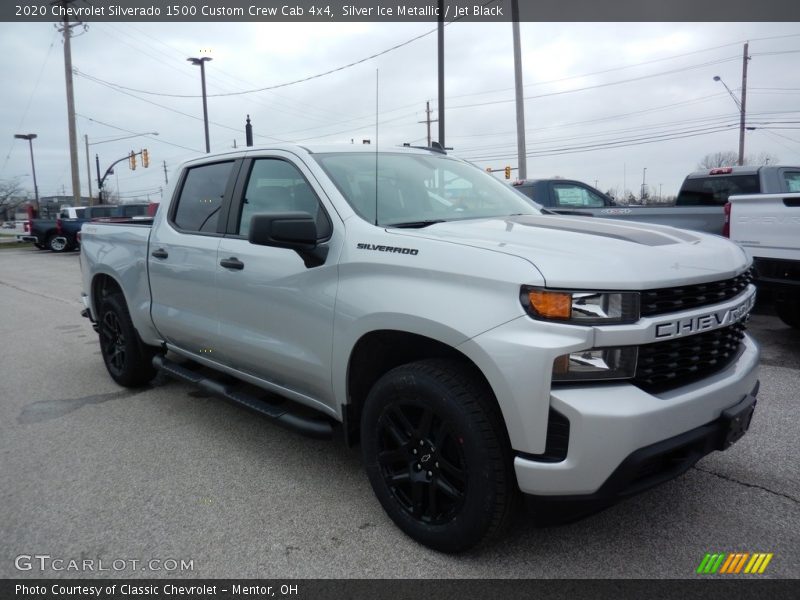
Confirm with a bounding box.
[513,333,760,496]
[525,383,757,503]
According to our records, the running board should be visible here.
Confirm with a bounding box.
[152,355,333,439]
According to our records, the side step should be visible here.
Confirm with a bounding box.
[152,355,333,439]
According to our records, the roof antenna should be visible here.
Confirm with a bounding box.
[374,68,379,226]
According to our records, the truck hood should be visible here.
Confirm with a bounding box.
[390,215,749,289]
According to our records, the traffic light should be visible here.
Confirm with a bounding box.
[142,149,149,168]
[504,166,511,179]
[129,151,136,170]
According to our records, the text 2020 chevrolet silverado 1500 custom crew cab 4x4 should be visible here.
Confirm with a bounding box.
[80,145,760,552]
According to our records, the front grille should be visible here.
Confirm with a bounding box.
[633,323,746,392]
[640,270,753,317]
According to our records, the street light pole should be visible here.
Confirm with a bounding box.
[14,133,39,212]
[713,42,749,166]
[641,167,647,201]
[88,132,158,205]
[188,55,212,153]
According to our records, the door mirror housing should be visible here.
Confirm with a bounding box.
[248,212,318,250]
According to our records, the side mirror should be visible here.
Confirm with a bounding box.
[249,212,317,250]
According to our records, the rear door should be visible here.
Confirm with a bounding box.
[214,152,341,409]
[149,159,240,354]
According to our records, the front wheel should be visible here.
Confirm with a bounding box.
[361,359,519,552]
[98,293,158,387]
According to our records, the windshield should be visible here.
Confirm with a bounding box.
[312,152,540,226]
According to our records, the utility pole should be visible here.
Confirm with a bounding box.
[511,0,527,179]
[162,160,168,186]
[56,0,82,206]
[437,0,445,149]
[738,42,749,166]
[418,101,438,147]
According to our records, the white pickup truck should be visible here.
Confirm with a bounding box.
[727,192,800,328]
[80,145,760,552]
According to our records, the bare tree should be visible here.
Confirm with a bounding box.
[750,151,780,166]
[698,150,781,169]
[0,178,26,216]
[698,151,739,169]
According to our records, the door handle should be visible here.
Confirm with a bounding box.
[151,248,168,259]
[220,257,244,270]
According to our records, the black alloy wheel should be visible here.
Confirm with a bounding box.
[98,293,158,387]
[376,402,467,525]
[361,359,519,552]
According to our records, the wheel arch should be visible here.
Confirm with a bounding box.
[343,329,503,446]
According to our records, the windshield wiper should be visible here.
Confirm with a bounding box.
[387,220,446,228]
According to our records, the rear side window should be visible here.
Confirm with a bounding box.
[676,175,760,206]
[784,171,800,192]
[173,161,234,233]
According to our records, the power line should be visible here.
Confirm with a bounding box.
[74,26,443,99]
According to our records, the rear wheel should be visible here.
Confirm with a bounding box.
[361,359,519,552]
[98,293,158,387]
[46,234,69,253]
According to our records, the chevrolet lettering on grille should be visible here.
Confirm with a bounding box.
[654,292,756,340]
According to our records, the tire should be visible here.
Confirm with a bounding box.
[98,293,158,387]
[46,234,69,253]
[361,359,519,552]
[775,296,800,329]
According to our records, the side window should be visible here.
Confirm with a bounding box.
[238,159,330,239]
[74,208,85,219]
[784,171,800,192]
[90,206,113,219]
[123,205,146,217]
[173,161,234,233]
[553,184,606,208]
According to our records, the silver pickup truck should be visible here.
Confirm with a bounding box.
[80,145,760,552]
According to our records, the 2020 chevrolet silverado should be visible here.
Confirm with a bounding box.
[80,145,760,552]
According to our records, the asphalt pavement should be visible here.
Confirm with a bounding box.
[1,247,798,579]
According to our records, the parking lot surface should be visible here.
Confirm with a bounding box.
[1,247,798,578]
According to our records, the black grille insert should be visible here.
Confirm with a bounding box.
[634,323,746,392]
[518,409,570,463]
[640,270,753,317]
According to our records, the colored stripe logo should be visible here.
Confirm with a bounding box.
[697,552,773,574]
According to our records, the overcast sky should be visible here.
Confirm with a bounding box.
[2,19,799,204]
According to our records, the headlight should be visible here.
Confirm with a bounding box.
[552,346,638,382]
[520,286,639,324]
